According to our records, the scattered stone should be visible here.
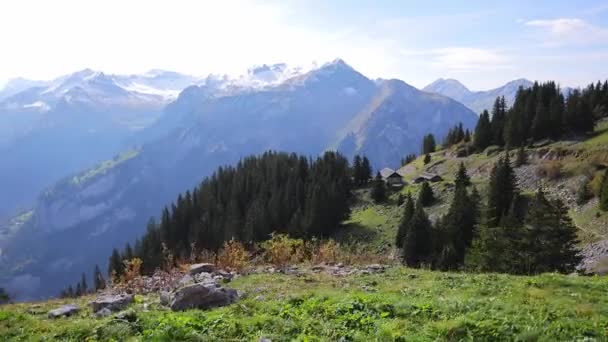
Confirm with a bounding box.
[95,308,112,318]
[27,305,44,315]
[259,338,272,342]
[311,265,324,272]
[116,309,137,322]
[336,263,344,268]
[407,274,418,279]
[90,294,134,313]
[159,291,172,306]
[48,304,80,319]
[366,264,385,273]
[189,263,215,275]
[170,283,239,311]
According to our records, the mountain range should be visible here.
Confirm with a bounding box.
[423,78,534,114]
[0,60,524,299]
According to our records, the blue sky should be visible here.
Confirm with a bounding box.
[0,0,607,90]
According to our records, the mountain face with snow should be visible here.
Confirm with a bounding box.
[423,78,534,114]
[0,60,477,300]
[0,69,200,220]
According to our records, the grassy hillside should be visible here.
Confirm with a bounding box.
[1,267,606,341]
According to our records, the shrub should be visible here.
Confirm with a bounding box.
[217,239,250,272]
[122,258,142,283]
[589,170,605,197]
[311,239,341,264]
[262,233,306,268]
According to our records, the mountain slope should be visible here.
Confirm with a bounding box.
[336,79,477,168]
[423,78,533,114]
[0,60,473,299]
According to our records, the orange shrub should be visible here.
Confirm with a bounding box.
[262,233,306,269]
[217,239,250,272]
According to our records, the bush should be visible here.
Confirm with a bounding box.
[262,233,307,269]
[311,239,341,264]
[589,170,605,197]
[536,161,562,180]
[122,258,142,283]
[217,239,250,272]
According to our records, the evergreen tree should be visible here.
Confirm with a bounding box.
[474,110,492,151]
[395,193,414,248]
[487,154,518,226]
[422,134,436,154]
[401,154,417,166]
[515,145,527,167]
[0,288,9,304]
[108,248,123,279]
[93,264,105,291]
[67,286,74,298]
[352,155,362,185]
[361,157,372,184]
[75,282,82,297]
[600,169,608,211]
[454,162,471,188]
[423,153,431,165]
[80,273,87,294]
[123,242,134,262]
[397,193,405,206]
[491,96,506,146]
[371,171,387,203]
[402,204,433,267]
[418,181,434,207]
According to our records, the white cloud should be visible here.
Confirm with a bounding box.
[524,18,608,46]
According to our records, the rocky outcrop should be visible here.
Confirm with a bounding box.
[578,239,608,275]
[169,283,239,311]
[47,304,80,318]
[90,294,133,313]
[189,263,215,275]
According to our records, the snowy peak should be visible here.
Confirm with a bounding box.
[423,78,471,101]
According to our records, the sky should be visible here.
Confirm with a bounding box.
[0,0,607,90]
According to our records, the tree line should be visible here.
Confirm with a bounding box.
[107,151,353,278]
[474,81,608,151]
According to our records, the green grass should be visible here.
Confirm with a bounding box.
[71,149,140,186]
[2,268,607,341]
[585,119,608,147]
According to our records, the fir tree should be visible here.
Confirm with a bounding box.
[353,155,362,185]
[67,286,74,298]
[422,134,436,154]
[491,96,506,146]
[402,204,432,267]
[361,157,372,184]
[487,154,518,226]
[600,169,608,211]
[0,288,9,304]
[515,145,527,167]
[108,248,123,279]
[93,264,105,291]
[423,153,431,165]
[454,162,471,188]
[80,273,87,294]
[474,110,492,151]
[371,171,387,203]
[395,193,414,248]
[418,181,434,207]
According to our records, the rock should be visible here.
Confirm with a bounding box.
[189,263,215,275]
[116,309,137,322]
[407,274,418,279]
[90,294,134,313]
[259,338,272,342]
[95,308,112,318]
[159,291,172,306]
[170,283,238,311]
[336,263,344,268]
[216,270,234,281]
[311,265,324,272]
[48,304,80,319]
[178,274,195,287]
[366,264,385,272]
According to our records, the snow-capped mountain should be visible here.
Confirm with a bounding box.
[423,78,534,114]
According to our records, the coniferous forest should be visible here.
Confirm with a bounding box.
[108,151,352,276]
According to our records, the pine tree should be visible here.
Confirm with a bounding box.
[487,154,518,226]
[402,204,432,267]
[491,96,506,146]
[353,155,363,185]
[371,171,387,203]
[75,282,82,297]
[422,134,436,154]
[395,193,414,248]
[80,273,87,294]
[108,248,123,279]
[67,286,74,298]
[474,110,492,151]
[93,264,105,291]
[600,169,608,211]
[361,157,372,184]
[423,153,431,165]
[0,288,9,304]
[515,145,527,167]
[454,162,471,188]
[418,181,434,207]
